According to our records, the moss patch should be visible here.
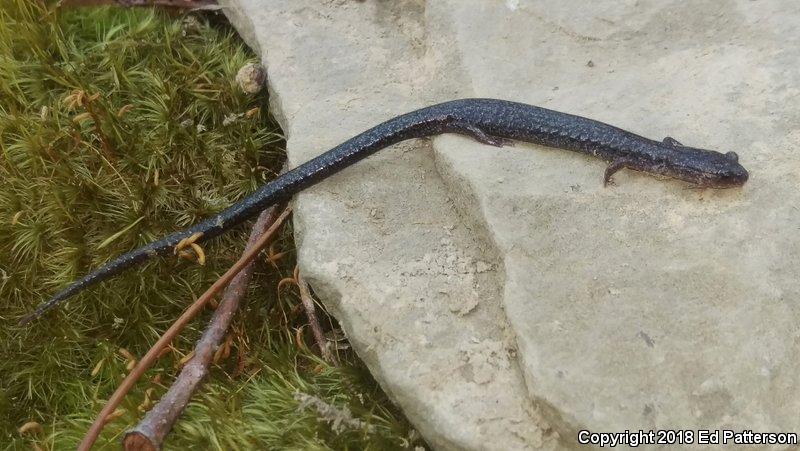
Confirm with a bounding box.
[0,1,423,449]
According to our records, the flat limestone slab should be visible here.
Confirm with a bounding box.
[223,0,800,449]
[434,0,800,441]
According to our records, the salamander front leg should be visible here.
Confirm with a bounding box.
[604,159,629,186]
[448,121,509,147]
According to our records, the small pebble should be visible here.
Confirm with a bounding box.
[236,62,266,94]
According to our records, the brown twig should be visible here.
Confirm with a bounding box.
[297,272,338,366]
[78,206,292,451]
[122,204,285,450]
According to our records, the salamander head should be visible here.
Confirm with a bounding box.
[666,145,749,188]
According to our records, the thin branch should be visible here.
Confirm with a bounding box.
[297,272,338,366]
[78,206,292,451]
[122,204,285,450]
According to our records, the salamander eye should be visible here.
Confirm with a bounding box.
[725,151,738,162]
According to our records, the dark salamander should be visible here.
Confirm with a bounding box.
[21,98,748,324]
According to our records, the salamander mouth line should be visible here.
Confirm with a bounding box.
[20,98,749,325]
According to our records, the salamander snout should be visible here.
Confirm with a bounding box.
[710,151,749,187]
[720,163,749,187]
[672,147,749,188]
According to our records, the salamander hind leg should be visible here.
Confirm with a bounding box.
[447,120,509,147]
[662,136,683,147]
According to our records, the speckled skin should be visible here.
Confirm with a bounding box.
[22,98,748,324]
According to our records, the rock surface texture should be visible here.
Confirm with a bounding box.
[223,1,799,449]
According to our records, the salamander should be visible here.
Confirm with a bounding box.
[21,98,748,324]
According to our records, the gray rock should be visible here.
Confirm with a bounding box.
[222,1,555,449]
[223,0,800,449]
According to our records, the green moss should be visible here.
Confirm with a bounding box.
[0,2,423,449]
